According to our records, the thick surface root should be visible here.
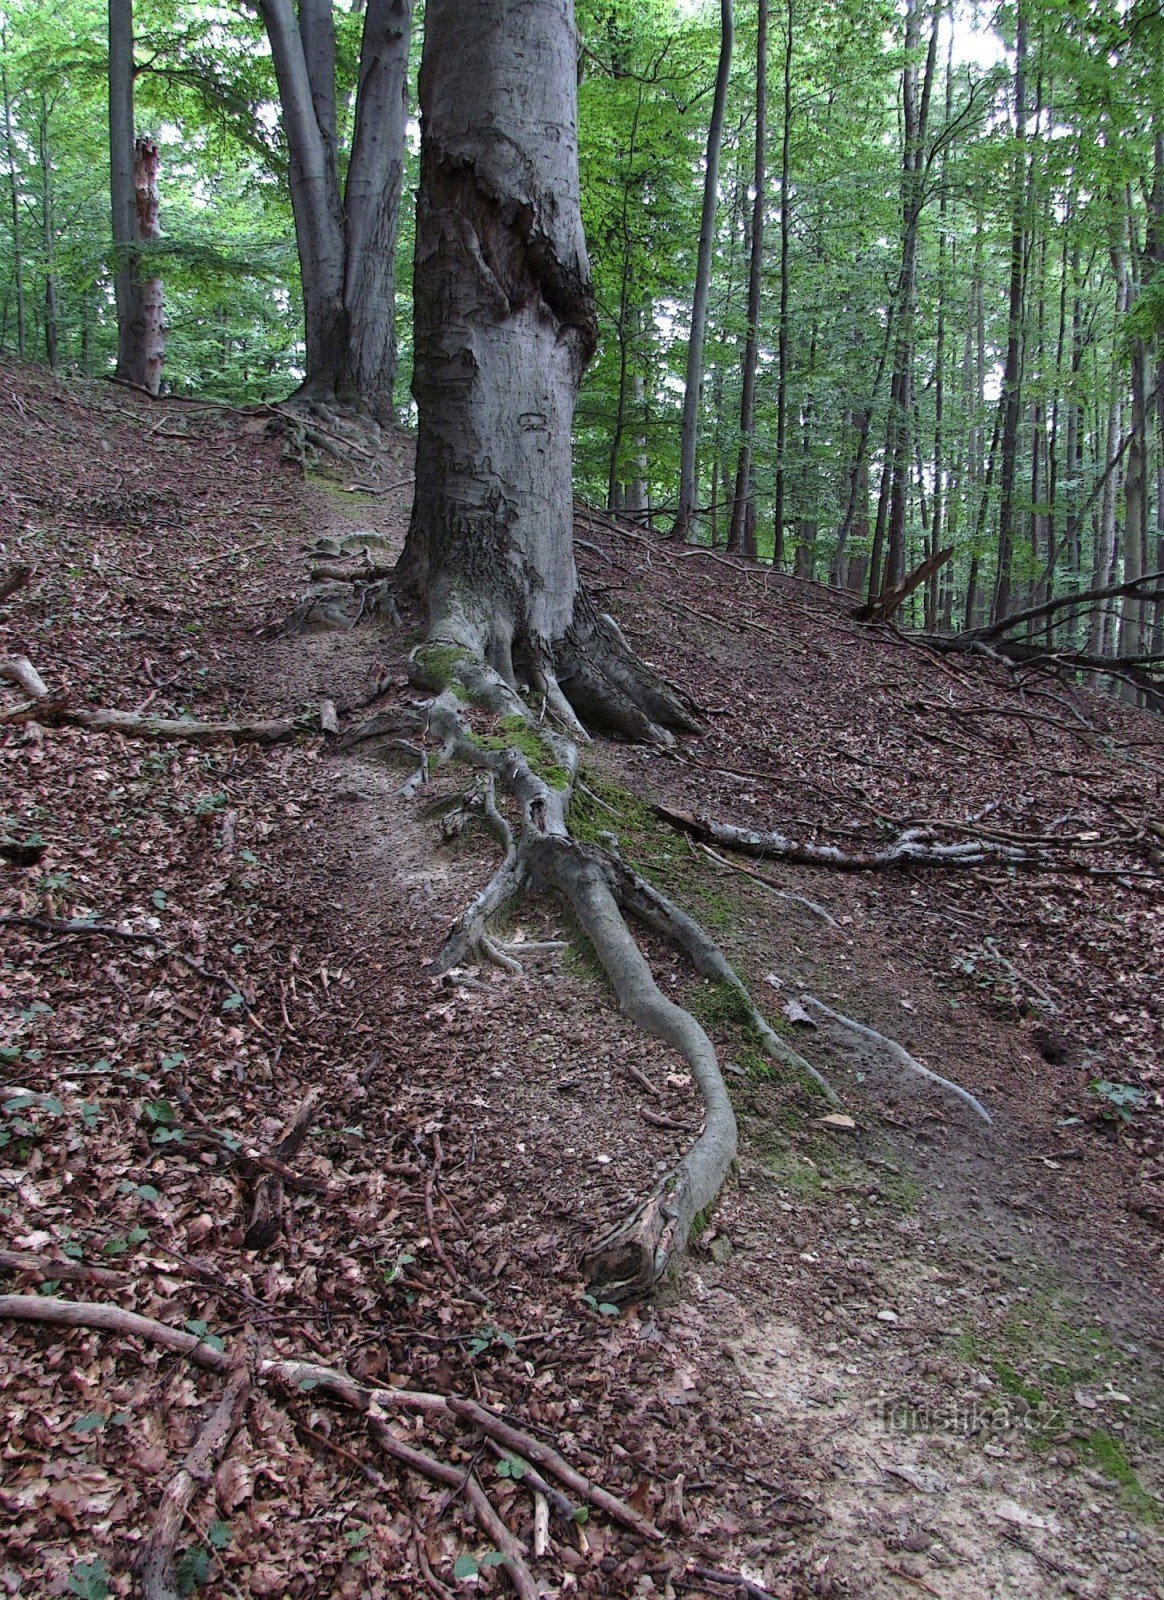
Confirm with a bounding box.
[349,654,738,1299]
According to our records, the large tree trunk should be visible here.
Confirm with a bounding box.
[397,0,693,744]
[261,0,412,424]
[671,0,733,543]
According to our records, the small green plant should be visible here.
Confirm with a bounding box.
[67,1559,111,1600]
[453,1551,506,1580]
[467,1324,518,1356]
[175,1545,211,1595]
[381,1250,416,1286]
[1089,1079,1147,1122]
[580,1292,620,1317]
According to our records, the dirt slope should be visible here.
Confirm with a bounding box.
[1,362,1162,1600]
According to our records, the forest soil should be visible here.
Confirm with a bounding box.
[1,362,1162,1599]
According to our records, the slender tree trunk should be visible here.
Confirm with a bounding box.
[261,0,412,422]
[928,31,953,631]
[109,0,152,390]
[607,83,647,512]
[874,0,940,601]
[772,0,793,568]
[342,0,413,421]
[991,5,1029,620]
[133,138,165,392]
[1,42,25,360]
[728,0,768,558]
[1151,128,1164,660]
[38,99,59,372]
[672,0,734,541]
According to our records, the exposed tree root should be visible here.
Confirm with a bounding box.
[136,1367,251,1600]
[654,803,1122,875]
[799,995,993,1126]
[343,640,847,1299]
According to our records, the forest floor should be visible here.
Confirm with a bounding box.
[1,358,1162,1600]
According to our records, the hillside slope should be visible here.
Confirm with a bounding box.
[1,362,1162,1600]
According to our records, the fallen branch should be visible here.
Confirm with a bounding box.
[653,804,1111,874]
[800,995,992,1126]
[0,1294,655,1546]
[967,569,1164,644]
[0,563,32,605]
[685,1564,783,1600]
[446,1398,662,1544]
[0,655,48,698]
[0,1248,129,1288]
[854,544,953,625]
[243,1086,326,1250]
[368,1420,541,1600]
[0,701,301,743]
[136,1366,250,1600]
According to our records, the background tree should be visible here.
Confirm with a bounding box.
[109,0,164,391]
[256,0,413,421]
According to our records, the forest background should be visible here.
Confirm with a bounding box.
[0,0,1161,654]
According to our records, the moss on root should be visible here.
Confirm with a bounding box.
[411,643,474,697]
[469,716,570,789]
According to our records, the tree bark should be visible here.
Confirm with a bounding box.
[772,0,793,568]
[109,0,158,392]
[260,0,412,424]
[397,0,693,743]
[990,5,1029,621]
[672,0,733,542]
[727,0,768,558]
[1,39,25,360]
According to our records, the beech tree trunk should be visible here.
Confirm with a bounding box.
[772,0,793,567]
[672,0,733,542]
[991,6,1029,621]
[727,0,768,558]
[398,0,693,744]
[1,41,25,360]
[110,0,163,393]
[260,0,412,424]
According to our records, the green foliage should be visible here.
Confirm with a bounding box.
[1090,1079,1148,1122]
[67,1560,111,1600]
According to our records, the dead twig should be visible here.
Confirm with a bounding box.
[446,1397,663,1543]
[368,1420,540,1600]
[0,1248,129,1288]
[136,1366,251,1600]
[243,1086,327,1249]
